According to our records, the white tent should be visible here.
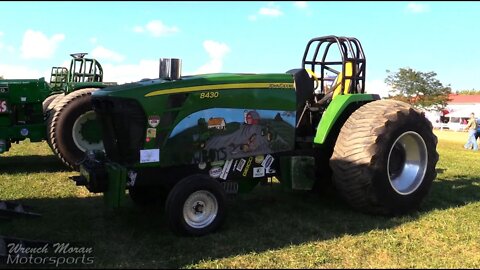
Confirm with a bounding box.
[441,106,480,131]
[445,106,480,118]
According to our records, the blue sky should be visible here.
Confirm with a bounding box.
[1,1,479,97]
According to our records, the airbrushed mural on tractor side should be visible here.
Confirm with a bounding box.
[161,108,296,169]
[161,108,295,178]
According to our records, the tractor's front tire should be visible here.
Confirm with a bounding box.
[330,99,439,215]
[48,88,104,170]
[165,175,226,236]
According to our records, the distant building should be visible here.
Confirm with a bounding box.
[207,118,226,130]
[445,94,480,113]
[428,94,480,131]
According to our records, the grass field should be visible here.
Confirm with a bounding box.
[1,130,479,268]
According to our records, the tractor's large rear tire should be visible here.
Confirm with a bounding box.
[42,93,62,113]
[45,93,66,150]
[330,99,439,215]
[45,93,66,113]
[48,88,104,170]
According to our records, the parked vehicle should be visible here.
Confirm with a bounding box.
[0,53,116,170]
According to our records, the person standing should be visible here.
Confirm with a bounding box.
[464,112,478,151]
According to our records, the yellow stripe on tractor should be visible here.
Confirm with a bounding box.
[145,82,294,97]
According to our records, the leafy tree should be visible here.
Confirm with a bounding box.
[456,89,480,95]
[385,68,451,110]
[197,117,207,132]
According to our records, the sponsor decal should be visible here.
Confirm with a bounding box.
[140,149,160,163]
[21,97,26,102]
[266,167,276,174]
[236,158,246,172]
[255,155,264,164]
[261,154,274,169]
[127,171,137,187]
[211,160,225,167]
[148,115,160,128]
[209,167,222,178]
[0,100,7,113]
[220,160,233,180]
[253,167,265,178]
[20,128,29,136]
[198,162,207,170]
[232,160,238,172]
[0,86,8,93]
[242,157,254,177]
[146,128,157,138]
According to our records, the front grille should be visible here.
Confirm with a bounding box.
[92,96,146,165]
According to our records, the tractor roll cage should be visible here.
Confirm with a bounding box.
[49,53,105,91]
[69,53,104,83]
[302,35,366,95]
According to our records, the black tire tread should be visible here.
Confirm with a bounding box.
[48,88,98,170]
[42,93,62,113]
[330,99,439,215]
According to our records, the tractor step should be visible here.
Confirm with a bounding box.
[0,201,41,219]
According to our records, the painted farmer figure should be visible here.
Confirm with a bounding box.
[464,112,478,151]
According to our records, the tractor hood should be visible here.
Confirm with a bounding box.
[90,72,297,167]
[91,73,295,100]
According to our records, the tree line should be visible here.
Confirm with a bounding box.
[385,68,452,111]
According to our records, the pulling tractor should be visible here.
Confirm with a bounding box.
[74,35,439,236]
[0,53,116,171]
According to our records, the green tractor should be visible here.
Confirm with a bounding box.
[0,53,116,170]
[74,35,439,236]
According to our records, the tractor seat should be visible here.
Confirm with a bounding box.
[286,68,315,104]
[332,61,353,99]
[286,68,316,124]
[315,61,354,107]
[310,61,354,110]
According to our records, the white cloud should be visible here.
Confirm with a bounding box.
[294,1,308,9]
[133,26,144,33]
[134,20,179,37]
[20,30,65,59]
[101,60,159,84]
[0,64,46,80]
[259,2,283,16]
[406,2,430,13]
[249,2,283,20]
[194,40,231,74]
[91,46,125,63]
[365,79,393,98]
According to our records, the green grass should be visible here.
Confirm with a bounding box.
[1,130,479,268]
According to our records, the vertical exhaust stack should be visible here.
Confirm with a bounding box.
[159,58,182,80]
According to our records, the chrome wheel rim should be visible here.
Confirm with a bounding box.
[183,190,218,229]
[387,131,428,195]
